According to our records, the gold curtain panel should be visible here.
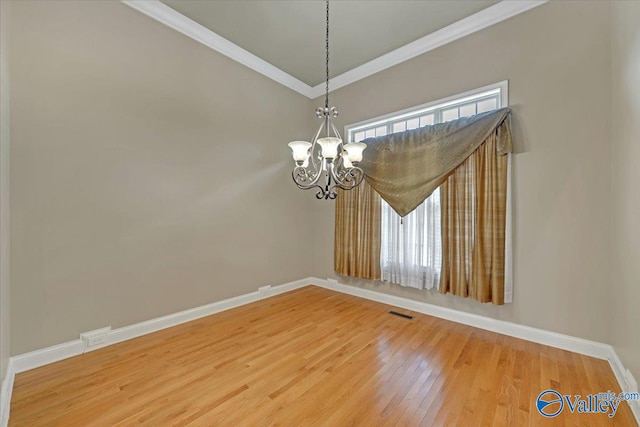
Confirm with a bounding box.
[334,183,382,280]
[360,108,512,217]
[439,129,510,304]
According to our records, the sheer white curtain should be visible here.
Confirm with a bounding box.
[380,189,442,289]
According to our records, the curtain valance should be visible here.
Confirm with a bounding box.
[359,107,512,217]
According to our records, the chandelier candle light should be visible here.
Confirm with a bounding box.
[287,1,366,200]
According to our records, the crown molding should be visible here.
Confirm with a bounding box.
[121,0,314,98]
[123,0,547,100]
[309,1,548,98]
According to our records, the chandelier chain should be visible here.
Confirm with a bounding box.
[325,0,329,109]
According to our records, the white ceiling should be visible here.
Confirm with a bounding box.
[161,0,499,87]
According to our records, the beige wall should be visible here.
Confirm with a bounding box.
[10,1,315,354]
[611,0,640,383]
[8,0,632,366]
[312,1,613,343]
[0,0,10,383]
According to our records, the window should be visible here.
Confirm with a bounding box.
[344,81,509,291]
[346,83,506,142]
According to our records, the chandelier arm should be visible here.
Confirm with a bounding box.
[329,167,365,193]
[329,120,342,141]
[293,180,323,191]
[309,122,326,170]
[349,167,366,187]
[331,161,364,190]
[290,170,329,199]
[293,181,329,200]
[291,166,323,189]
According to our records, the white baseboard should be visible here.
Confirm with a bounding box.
[102,278,310,351]
[3,276,639,426]
[0,360,14,427]
[609,347,640,423]
[313,277,612,358]
[10,277,312,374]
[10,340,85,375]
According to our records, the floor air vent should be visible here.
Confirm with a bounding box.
[388,310,414,320]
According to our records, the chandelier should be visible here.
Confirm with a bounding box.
[287,1,366,200]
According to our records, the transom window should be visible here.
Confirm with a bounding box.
[346,81,506,143]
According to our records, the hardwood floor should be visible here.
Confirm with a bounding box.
[9,286,636,426]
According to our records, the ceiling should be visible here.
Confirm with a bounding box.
[161,1,500,87]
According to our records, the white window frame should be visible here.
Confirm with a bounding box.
[346,80,508,142]
[344,80,513,302]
